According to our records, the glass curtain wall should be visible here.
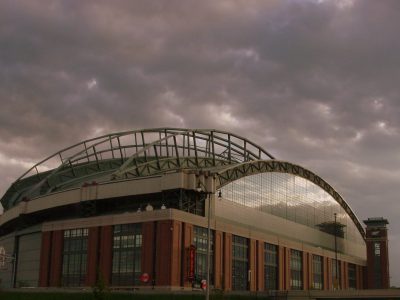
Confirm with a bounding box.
[220,172,364,245]
[232,235,249,290]
[62,228,88,286]
[312,255,323,289]
[264,243,278,290]
[290,249,303,290]
[112,224,142,286]
[193,226,214,285]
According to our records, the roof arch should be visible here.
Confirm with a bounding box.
[1,128,274,210]
[215,160,365,239]
[1,128,365,240]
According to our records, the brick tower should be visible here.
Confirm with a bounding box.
[363,217,390,289]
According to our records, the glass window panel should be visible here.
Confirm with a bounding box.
[290,249,303,290]
[111,223,142,286]
[312,255,323,290]
[264,243,278,290]
[193,226,214,286]
[232,235,248,291]
[61,228,89,287]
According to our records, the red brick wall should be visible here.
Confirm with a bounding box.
[86,227,99,286]
[249,239,257,291]
[214,230,223,289]
[302,251,308,290]
[341,261,349,290]
[170,220,182,287]
[327,257,332,290]
[38,231,52,287]
[99,225,113,285]
[380,240,390,288]
[365,227,390,289]
[278,246,285,290]
[256,241,264,291]
[49,230,64,286]
[285,248,291,290]
[141,222,155,285]
[223,233,232,291]
[156,220,173,286]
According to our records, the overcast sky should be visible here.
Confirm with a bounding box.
[1,0,400,286]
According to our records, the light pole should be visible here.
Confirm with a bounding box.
[196,175,213,300]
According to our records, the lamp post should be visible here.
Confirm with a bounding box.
[197,175,213,300]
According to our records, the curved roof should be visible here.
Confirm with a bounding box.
[1,128,274,210]
[0,127,364,239]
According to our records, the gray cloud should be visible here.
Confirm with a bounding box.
[1,0,400,286]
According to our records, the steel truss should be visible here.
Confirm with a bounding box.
[2,128,273,209]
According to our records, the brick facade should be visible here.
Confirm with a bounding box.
[38,221,365,291]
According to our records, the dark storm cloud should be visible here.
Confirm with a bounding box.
[1,0,400,285]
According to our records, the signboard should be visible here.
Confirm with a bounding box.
[201,279,207,290]
[188,245,196,282]
[140,273,150,283]
[375,242,381,256]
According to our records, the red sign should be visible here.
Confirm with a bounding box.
[201,279,207,290]
[188,245,196,281]
[140,273,150,283]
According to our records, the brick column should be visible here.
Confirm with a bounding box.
[285,248,291,290]
[302,252,308,290]
[323,257,328,290]
[278,246,285,290]
[86,227,99,286]
[256,241,264,291]
[39,231,52,287]
[342,261,347,289]
[141,222,155,286]
[99,225,113,285]
[380,240,390,289]
[170,220,182,287]
[214,230,223,289]
[223,232,232,291]
[49,230,64,286]
[156,220,173,286]
[249,239,257,291]
[356,264,364,290]
[307,253,313,290]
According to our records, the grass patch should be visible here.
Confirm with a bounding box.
[0,291,269,300]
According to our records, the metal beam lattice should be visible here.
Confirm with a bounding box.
[2,128,273,210]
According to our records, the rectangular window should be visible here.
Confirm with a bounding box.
[112,223,142,286]
[331,259,341,289]
[348,263,356,289]
[312,255,323,290]
[62,228,88,287]
[290,249,303,290]
[232,235,248,290]
[193,226,214,285]
[264,243,278,290]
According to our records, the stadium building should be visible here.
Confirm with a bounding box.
[0,128,390,291]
